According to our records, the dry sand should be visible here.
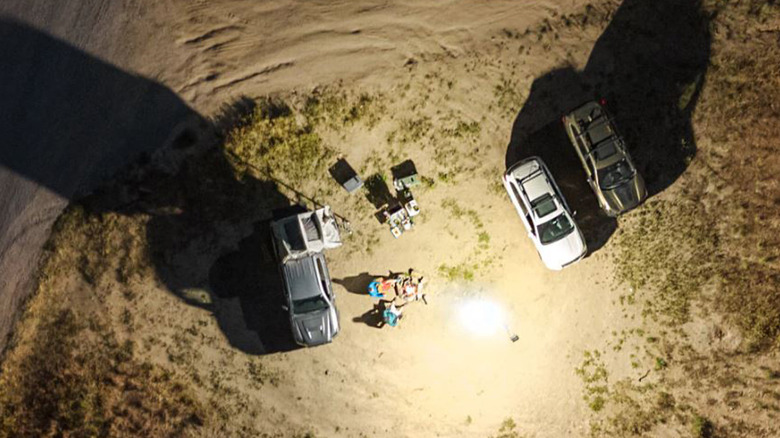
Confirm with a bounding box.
[0,1,651,436]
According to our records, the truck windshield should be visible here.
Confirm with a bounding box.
[292,296,329,315]
[598,159,634,190]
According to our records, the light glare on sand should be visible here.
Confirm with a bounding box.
[458,299,504,337]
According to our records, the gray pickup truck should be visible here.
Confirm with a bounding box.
[271,207,342,347]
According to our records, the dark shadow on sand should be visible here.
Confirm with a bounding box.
[208,221,299,354]
[0,18,204,201]
[333,272,385,295]
[352,302,387,329]
[364,174,394,209]
[84,132,299,354]
[0,19,307,355]
[0,18,205,351]
[505,0,711,253]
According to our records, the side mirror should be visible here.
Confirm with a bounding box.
[573,210,578,217]
[281,305,289,312]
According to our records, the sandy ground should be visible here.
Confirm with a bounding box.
[0,0,584,354]
[0,1,659,436]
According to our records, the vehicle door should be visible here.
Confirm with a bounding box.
[585,156,598,191]
[314,254,334,302]
[617,140,639,172]
[510,181,534,235]
[314,254,339,326]
[279,264,294,316]
[571,124,591,169]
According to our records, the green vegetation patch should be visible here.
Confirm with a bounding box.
[493,75,525,116]
[441,198,484,229]
[0,308,203,437]
[225,98,332,183]
[491,417,526,438]
[441,120,481,139]
[614,200,717,326]
[438,263,477,282]
[437,198,497,281]
[615,191,780,349]
[576,350,610,412]
[302,88,385,130]
[386,116,433,145]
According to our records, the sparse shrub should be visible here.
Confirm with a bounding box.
[0,308,204,437]
[47,205,150,287]
[302,89,385,129]
[438,263,476,282]
[488,179,504,195]
[441,198,484,229]
[442,120,481,139]
[478,232,491,247]
[614,200,717,326]
[494,76,525,116]
[492,417,523,438]
[437,171,455,184]
[247,360,280,387]
[225,101,332,183]
[691,414,714,438]
[389,116,433,144]
[657,392,675,410]
[590,396,606,412]
[420,175,435,188]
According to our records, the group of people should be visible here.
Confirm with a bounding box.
[366,268,427,327]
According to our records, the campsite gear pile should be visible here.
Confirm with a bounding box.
[383,162,421,238]
[367,269,427,328]
[329,157,422,238]
[367,269,426,302]
[383,201,416,238]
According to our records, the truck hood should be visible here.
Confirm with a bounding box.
[291,308,338,346]
[602,174,647,215]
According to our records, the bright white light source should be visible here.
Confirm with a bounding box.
[457,299,504,336]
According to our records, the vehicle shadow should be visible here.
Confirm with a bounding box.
[505,0,711,252]
[208,221,299,354]
[328,158,361,191]
[84,131,300,354]
[391,159,418,182]
[582,0,711,194]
